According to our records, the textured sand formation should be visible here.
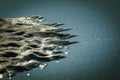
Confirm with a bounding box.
[0,16,77,78]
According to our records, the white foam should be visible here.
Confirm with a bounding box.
[64,46,69,49]
[27,73,30,76]
[9,77,12,79]
[58,46,63,49]
[55,60,61,63]
[64,52,69,55]
[39,63,47,70]
[0,74,3,79]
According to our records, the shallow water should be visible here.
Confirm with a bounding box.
[0,0,120,80]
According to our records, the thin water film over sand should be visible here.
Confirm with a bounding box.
[0,16,77,79]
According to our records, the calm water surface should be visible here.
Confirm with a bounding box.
[1,0,120,80]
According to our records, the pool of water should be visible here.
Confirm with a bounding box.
[1,0,120,80]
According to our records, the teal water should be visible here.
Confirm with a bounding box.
[0,0,120,80]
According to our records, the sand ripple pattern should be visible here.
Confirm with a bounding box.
[0,16,77,78]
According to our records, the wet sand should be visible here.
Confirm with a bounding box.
[0,16,76,79]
